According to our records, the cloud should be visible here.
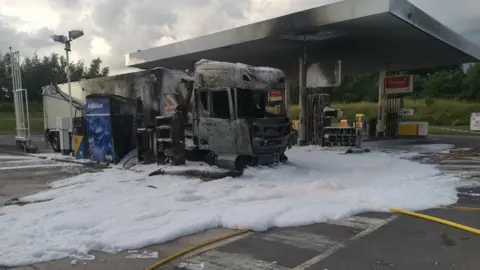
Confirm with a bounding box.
[0,0,478,71]
[90,36,111,56]
[0,15,56,55]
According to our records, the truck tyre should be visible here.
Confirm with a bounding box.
[204,152,216,166]
[249,157,258,167]
[50,132,61,153]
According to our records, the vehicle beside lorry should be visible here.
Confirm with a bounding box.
[42,83,85,152]
[42,68,186,153]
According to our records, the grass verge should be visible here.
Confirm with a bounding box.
[287,99,480,127]
[428,125,479,136]
[0,112,44,133]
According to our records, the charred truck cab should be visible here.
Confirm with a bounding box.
[136,59,293,176]
[191,60,292,170]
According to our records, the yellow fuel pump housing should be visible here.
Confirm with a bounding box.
[355,114,365,129]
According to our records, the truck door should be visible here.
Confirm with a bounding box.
[196,89,237,155]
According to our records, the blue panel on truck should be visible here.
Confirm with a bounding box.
[85,97,116,164]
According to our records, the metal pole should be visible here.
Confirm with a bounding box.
[14,52,20,89]
[298,35,307,146]
[15,52,22,88]
[65,42,74,155]
[16,52,29,143]
[12,89,19,136]
[9,48,20,138]
[24,92,32,146]
[17,51,31,141]
[13,51,24,139]
[15,52,25,140]
[376,70,386,137]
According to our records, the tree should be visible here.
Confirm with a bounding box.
[0,54,13,101]
[0,52,110,102]
[85,57,108,79]
[462,63,480,100]
[339,73,378,102]
[422,70,465,99]
[407,64,462,77]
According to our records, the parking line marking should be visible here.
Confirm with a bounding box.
[326,216,387,229]
[179,250,289,270]
[0,155,34,160]
[256,231,339,252]
[292,215,397,270]
[180,231,254,261]
[0,163,80,171]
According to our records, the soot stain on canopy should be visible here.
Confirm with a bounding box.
[194,59,285,90]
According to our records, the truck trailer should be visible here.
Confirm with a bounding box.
[42,67,192,153]
[42,84,85,152]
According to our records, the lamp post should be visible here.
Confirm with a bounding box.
[51,30,84,155]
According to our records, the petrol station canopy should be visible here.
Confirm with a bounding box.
[125,0,480,75]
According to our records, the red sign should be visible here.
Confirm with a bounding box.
[384,75,413,94]
[268,90,282,102]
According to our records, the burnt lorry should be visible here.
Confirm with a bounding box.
[42,59,293,174]
[138,59,293,174]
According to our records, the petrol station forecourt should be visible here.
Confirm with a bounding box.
[1,0,480,269]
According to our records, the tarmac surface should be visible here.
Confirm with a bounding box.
[0,134,97,206]
[1,133,479,270]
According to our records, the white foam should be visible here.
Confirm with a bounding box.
[0,146,462,266]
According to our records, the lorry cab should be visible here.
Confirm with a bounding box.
[191,60,292,169]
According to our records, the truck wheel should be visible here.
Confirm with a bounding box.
[204,152,216,166]
[157,152,167,165]
[249,157,258,167]
[50,133,60,153]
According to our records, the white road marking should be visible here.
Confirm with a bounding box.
[0,163,80,171]
[292,215,397,270]
[439,159,480,165]
[181,250,289,270]
[440,164,480,170]
[0,155,34,160]
[326,216,386,229]
[256,231,338,252]
[182,231,254,260]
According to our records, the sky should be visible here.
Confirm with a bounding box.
[0,0,479,75]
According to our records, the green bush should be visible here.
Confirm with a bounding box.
[0,112,44,133]
[401,99,480,126]
[284,99,480,126]
[0,103,15,112]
